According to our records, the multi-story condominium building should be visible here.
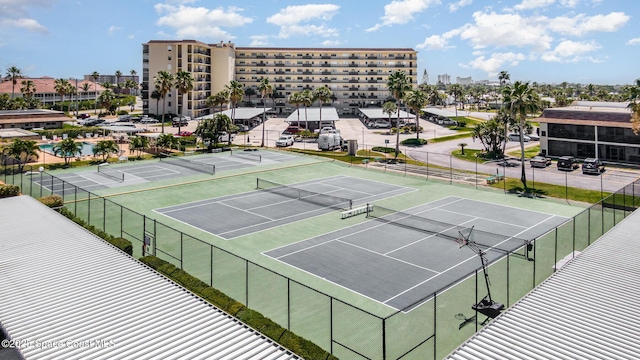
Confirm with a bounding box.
[538,101,640,164]
[437,74,451,85]
[142,40,417,120]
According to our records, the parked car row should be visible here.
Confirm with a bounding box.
[507,133,540,142]
[530,155,605,175]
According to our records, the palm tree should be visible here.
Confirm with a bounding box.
[114,70,122,94]
[92,140,120,161]
[156,133,178,154]
[66,82,77,115]
[91,71,100,114]
[52,138,83,166]
[498,70,510,86]
[258,78,273,147]
[81,82,91,105]
[195,113,234,150]
[288,92,303,127]
[5,66,22,99]
[98,89,116,115]
[214,90,230,112]
[154,70,174,133]
[502,81,541,191]
[150,89,162,119]
[299,89,313,131]
[314,85,332,129]
[225,80,244,127]
[53,78,71,112]
[404,88,428,141]
[20,80,36,100]
[382,101,398,133]
[386,70,411,157]
[174,70,194,134]
[447,84,464,118]
[130,69,138,96]
[2,139,39,172]
[129,136,150,157]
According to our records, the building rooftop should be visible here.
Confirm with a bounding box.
[447,208,640,360]
[0,196,301,360]
[0,77,104,95]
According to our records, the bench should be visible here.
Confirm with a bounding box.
[496,174,505,181]
[486,176,496,184]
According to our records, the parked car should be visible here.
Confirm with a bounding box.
[582,158,605,174]
[276,135,294,147]
[177,131,193,137]
[117,115,132,122]
[528,133,540,141]
[508,133,531,142]
[369,121,390,128]
[557,156,579,171]
[76,113,90,119]
[530,155,551,168]
[141,117,159,124]
[284,125,302,134]
[172,116,189,126]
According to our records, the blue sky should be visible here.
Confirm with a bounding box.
[1,0,637,85]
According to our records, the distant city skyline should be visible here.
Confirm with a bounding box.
[1,0,638,85]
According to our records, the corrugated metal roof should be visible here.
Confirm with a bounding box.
[358,108,413,120]
[447,209,640,360]
[0,196,301,360]
[284,107,340,123]
[195,108,272,121]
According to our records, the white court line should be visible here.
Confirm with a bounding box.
[335,239,440,274]
[219,201,276,222]
[433,207,530,229]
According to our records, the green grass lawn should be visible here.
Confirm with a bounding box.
[492,178,607,203]
[507,145,541,159]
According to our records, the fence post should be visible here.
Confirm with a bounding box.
[449,155,452,184]
[433,291,437,360]
[330,297,333,355]
[287,280,291,330]
[382,318,386,360]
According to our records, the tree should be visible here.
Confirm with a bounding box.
[404,88,428,141]
[156,133,179,153]
[150,89,162,118]
[91,71,100,114]
[382,101,398,133]
[472,118,505,158]
[257,78,273,147]
[447,84,464,117]
[225,80,244,127]
[458,142,468,155]
[54,78,71,112]
[5,66,22,99]
[174,70,194,134]
[299,89,314,131]
[92,140,120,161]
[314,85,332,129]
[386,70,411,157]
[130,69,138,96]
[288,92,303,126]
[154,70,174,133]
[129,136,150,157]
[195,113,232,150]
[20,80,36,100]
[502,81,541,190]
[244,87,256,102]
[114,70,122,94]
[52,138,83,166]
[498,70,510,86]
[98,89,116,115]
[1,139,39,172]
[626,79,640,134]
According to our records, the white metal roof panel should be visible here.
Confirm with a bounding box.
[195,107,272,121]
[0,196,300,360]
[358,108,413,120]
[447,209,640,360]
[284,107,340,123]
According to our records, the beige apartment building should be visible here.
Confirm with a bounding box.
[142,40,417,119]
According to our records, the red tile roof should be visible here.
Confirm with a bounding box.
[0,77,105,95]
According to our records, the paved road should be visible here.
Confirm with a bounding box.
[156,111,639,193]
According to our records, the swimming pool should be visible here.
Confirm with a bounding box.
[39,142,95,157]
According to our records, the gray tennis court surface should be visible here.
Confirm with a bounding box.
[155,175,414,239]
[39,150,297,195]
[265,196,568,311]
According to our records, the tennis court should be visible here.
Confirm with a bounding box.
[155,175,414,239]
[34,150,297,195]
[265,196,568,311]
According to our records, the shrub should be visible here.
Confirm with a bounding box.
[117,110,129,116]
[457,120,467,128]
[38,195,64,208]
[371,146,397,154]
[110,238,133,256]
[401,138,428,146]
[0,184,20,198]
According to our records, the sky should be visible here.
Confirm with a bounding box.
[0,0,638,86]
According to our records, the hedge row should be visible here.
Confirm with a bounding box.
[140,256,337,360]
[0,184,20,198]
[400,138,428,146]
[44,203,134,256]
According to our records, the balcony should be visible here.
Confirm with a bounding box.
[349,86,359,91]
[302,55,312,59]
[322,79,332,83]
[368,79,378,83]
[257,70,266,74]
[256,55,266,58]
[274,94,285,98]
[349,71,359,75]
[368,55,377,59]
[368,71,377,75]
[302,79,313,83]
[348,79,359,83]
[275,55,285,59]
[348,63,359,67]
[368,64,377,67]
[275,79,285,82]
[349,95,359,99]
[349,55,359,59]
[302,63,312,67]
[275,63,285,67]
[321,55,331,59]
[368,87,378,91]
[275,70,285,74]
[349,103,359,107]
[321,71,331,75]
[395,64,405,67]
[256,62,266,66]
[302,70,313,75]
[368,95,378,99]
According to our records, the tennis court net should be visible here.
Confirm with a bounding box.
[160,155,215,175]
[257,178,352,210]
[231,149,261,162]
[96,165,124,182]
[366,204,529,254]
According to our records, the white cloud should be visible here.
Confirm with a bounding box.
[627,38,640,45]
[366,0,440,32]
[267,4,340,39]
[127,34,135,40]
[459,11,553,51]
[540,40,601,62]
[416,28,461,50]
[249,35,269,46]
[547,12,629,37]
[155,4,253,40]
[108,25,122,34]
[449,0,472,12]
[462,52,526,77]
[322,39,343,46]
[513,0,555,11]
[559,0,580,7]
[0,0,53,34]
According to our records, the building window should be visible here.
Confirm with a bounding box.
[167,64,172,70]
[167,45,172,51]
[168,56,171,61]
